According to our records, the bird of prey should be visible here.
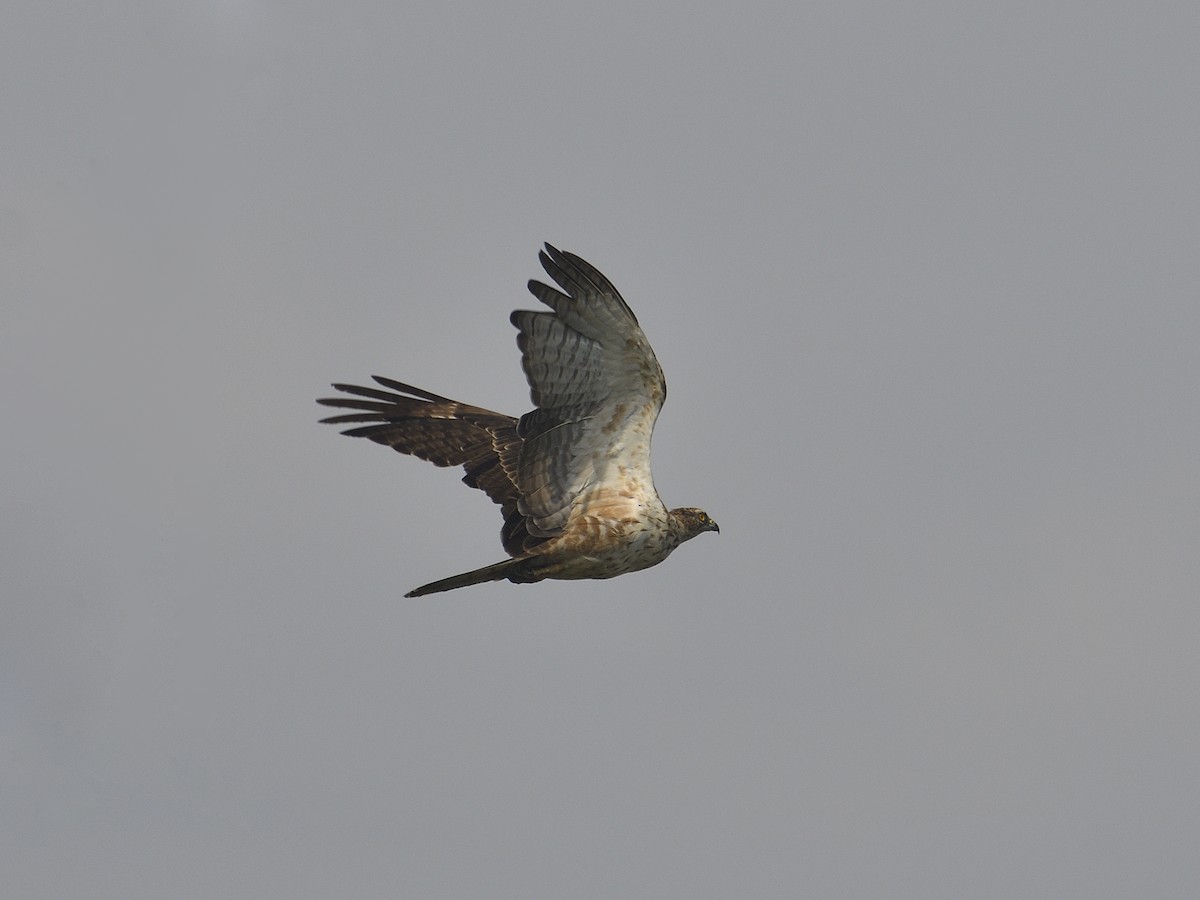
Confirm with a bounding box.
[318,244,719,597]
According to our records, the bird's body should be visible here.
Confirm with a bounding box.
[318,245,718,597]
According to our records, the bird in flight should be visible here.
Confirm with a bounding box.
[318,244,719,597]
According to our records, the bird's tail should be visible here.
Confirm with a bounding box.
[405,558,532,598]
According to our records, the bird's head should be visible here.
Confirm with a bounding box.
[670,507,720,542]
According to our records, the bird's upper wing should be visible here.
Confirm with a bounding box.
[511,245,667,536]
[319,377,560,557]
[317,376,522,509]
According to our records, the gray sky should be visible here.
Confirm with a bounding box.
[4,2,1199,897]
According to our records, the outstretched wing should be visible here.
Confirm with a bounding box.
[318,377,552,555]
[511,244,667,536]
[318,376,520,504]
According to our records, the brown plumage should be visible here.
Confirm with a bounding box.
[318,244,718,597]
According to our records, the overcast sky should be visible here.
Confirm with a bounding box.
[3,2,1199,898]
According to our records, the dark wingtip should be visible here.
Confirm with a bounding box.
[539,243,569,276]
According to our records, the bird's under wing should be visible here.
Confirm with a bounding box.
[511,245,668,536]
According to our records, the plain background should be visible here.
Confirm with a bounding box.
[4,2,1198,897]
